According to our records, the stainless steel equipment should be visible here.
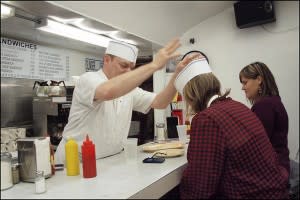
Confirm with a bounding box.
[32,97,71,147]
[17,137,51,182]
[33,80,67,97]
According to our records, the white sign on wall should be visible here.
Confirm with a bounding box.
[1,37,70,80]
[85,57,103,72]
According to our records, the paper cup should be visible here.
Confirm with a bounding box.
[176,125,187,143]
[124,138,138,161]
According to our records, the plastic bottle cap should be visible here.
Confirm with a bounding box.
[177,94,182,101]
[83,134,94,146]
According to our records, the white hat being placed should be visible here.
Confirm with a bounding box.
[105,40,138,63]
[174,58,212,94]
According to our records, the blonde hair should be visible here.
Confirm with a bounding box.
[183,73,230,115]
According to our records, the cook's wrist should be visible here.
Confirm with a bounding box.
[149,61,160,71]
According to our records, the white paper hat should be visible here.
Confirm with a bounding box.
[105,40,138,63]
[174,58,212,94]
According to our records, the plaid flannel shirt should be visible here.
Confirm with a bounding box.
[180,98,289,199]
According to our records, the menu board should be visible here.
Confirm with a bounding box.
[1,37,70,80]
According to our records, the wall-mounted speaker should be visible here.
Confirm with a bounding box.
[234,1,276,29]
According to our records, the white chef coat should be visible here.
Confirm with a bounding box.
[55,69,156,164]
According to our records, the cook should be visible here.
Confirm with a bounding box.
[55,38,198,164]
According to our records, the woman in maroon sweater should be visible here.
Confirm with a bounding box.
[239,62,290,175]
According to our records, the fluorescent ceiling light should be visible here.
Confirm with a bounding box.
[36,18,112,47]
[108,32,138,46]
[48,16,84,24]
[48,15,118,35]
[1,4,15,19]
[46,16,138,45]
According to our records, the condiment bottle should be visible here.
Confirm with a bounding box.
[65,138,80,176]
[11,162,20,185]
[81,135,97,178]
[1,152,13,190]
[35,170,46,194]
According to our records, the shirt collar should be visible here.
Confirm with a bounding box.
[207,94,219,108]
[98,69,108,80]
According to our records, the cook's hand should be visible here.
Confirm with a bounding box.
[174,53,205,74]
[152,38,181,70]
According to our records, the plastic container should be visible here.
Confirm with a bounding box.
[65,138,80,176]
[1,152,13,190]
[81,135,97,178]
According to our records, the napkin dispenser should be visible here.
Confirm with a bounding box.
[17,137,52,182]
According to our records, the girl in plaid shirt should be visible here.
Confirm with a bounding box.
[176,56,289,199]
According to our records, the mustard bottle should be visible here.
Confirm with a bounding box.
[65,138,80,176]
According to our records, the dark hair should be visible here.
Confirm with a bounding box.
[181,50,209,64]
[239,62,279,104]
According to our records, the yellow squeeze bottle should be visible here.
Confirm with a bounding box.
[65,138,80,176]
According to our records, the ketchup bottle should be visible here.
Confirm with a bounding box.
[81,135,97,178]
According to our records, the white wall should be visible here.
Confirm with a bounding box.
[67,49,101,77]
[178,1,299,158]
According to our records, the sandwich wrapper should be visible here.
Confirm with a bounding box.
[142,141,185,157]
[142,141,185,152]
[153,148,185,158]
[174,58,212,95]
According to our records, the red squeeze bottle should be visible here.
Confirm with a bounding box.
[81,135,97,178]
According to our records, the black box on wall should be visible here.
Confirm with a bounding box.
[234,1,276,29]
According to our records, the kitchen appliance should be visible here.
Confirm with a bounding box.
[48,80,66,97]
[65,86,75,102]
[17,137,51,182]
[1,152,13,190]
[33,80,67,97]
[33,81,49,97]
[32,97,71,147]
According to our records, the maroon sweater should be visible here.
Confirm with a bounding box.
[252,96,290,174]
